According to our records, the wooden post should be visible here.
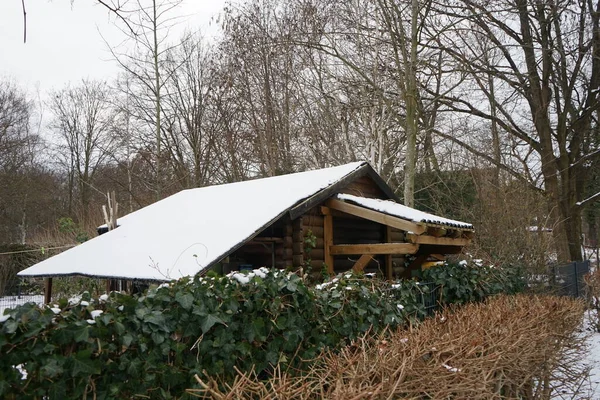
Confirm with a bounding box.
[44,278,53,304]
[402,254,427,279]
[385,226,393,281]
[322,206,334,275]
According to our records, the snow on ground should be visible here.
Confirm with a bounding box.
[579,315,600,399]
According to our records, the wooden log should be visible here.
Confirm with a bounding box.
[304,226,324,238]
[306,249,325,260]
[283,248,293,260]
[293,231,304,243]
[293,254,303,268]
[302,215,324,226]
[293,242,304,254]
[283,236,293,247]
[309,259,326,270]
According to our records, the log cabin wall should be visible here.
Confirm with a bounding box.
[338,175,388,199]
[291,207,327,278]
[227,216,293,271]
[332,216,385,273]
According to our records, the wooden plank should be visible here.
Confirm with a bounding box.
[406,234,470,246]
[352,254,373,273]
[44,278,53,304]
[330,243,419,255]
[326,199,426,235]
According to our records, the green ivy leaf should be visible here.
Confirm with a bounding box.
[176,292,194,310]
[201,314,225,334]
[73,326,90,343]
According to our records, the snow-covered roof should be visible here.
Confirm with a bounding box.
[19,162,366,281]
[336,193,474,230]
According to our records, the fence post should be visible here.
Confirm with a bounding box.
[574,262,579,298]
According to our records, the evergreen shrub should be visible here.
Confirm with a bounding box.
[0,261,523,399]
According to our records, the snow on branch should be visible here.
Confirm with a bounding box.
[577,191,600,208]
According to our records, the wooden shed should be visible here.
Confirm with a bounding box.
[18,162,473,293]
[223,164,473,279]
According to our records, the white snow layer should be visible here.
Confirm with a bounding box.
[336,193,473,229]
[18,162,366,281]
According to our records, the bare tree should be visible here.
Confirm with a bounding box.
[105,0,184,200]
[49,79,116,224]
[429,0,600,261]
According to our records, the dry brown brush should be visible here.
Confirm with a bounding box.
[188,295,589,399]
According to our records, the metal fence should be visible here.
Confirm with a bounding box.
[0,278,44,314]
[418,281,442,316]
[551,260,591,298]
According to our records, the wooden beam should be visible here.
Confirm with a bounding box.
[406,234,470,247]
[330,243,419,255]
[323,207,334,275]
[352,254,372,273]
[326,199,426,235]
[44,278,53,304]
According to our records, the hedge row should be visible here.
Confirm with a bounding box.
[192,294,586,399]
[0,261,523,399]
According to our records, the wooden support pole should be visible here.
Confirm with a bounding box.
[322,206,334,275]
[402,255,428,279]
[44,278,53,304]
[352,254,372,273]
[385,226,393,281]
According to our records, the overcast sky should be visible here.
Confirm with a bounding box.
[0,0,227,94]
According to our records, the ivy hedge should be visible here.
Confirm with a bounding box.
[0,261,524,399]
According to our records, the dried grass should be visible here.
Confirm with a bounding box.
[188,295,589,399]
